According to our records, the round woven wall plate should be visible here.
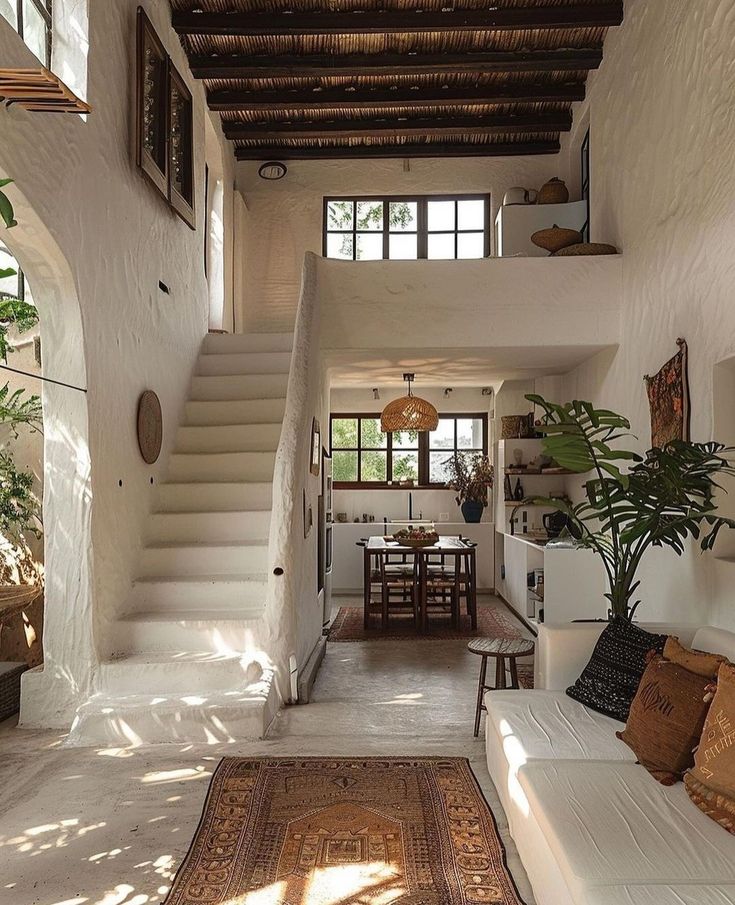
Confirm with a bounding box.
[137,390,163,464]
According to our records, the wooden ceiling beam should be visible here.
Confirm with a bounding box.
[235,140,561,160]
[224,112,572,140]
[190,48,603,79]
[208,81,586,111]
[174,4,623,36]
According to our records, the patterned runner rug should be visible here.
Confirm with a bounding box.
[165,756,526,905]
[327,605,524,643]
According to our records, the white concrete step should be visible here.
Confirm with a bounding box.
[148,510,272,543]
[126,575,268,612]
[198,351,292,376]
[97,651,265,695]
[139,541,268,577]
[185,398,287,426]
[169,450,276,482]
[203,332,293,354]
[175,422,282,453]
[191,374,289,401]
[157,481,272,512]
[114,606,266,653]
[66,671,278,746]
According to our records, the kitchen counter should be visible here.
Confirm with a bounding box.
[332,521,495,593]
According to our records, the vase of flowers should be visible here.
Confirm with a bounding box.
[445,452,494,523]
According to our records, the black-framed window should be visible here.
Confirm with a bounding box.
[581,127,590,243]
[1,0,52,68]
[330,413,488,488]
[323,195,490,261]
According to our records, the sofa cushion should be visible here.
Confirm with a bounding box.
[566,616,667,721]
[518,760,735,902]
[686,661,735,835]
[692,626,735,662]
[616,654,713,784]
[584,885,735,905]
[664,635,729,679]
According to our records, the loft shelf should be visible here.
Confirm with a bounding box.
[0,68,91,114]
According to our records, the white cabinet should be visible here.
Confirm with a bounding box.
[495,200,587,257]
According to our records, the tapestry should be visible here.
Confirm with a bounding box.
[644,338,690,449]
[165,757,526,905]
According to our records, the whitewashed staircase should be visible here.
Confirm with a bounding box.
[68,332,293,746]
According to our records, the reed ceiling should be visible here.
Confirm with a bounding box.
[169,0,624,159]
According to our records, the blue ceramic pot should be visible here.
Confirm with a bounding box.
[461,500,483,523]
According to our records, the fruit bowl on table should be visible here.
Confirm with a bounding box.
[392,530,440,548]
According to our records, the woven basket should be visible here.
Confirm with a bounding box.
[381,395,439,432]
[0,585,41,618]
[537,177,569,205]
[393,535,439,548]
[553,242,618,257]
[501,414,533,439]
[531,225,582,254]
[0,661,27,721]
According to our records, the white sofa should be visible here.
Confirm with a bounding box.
[485,622,735,905]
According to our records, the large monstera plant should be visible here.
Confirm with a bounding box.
[525,394,735,620]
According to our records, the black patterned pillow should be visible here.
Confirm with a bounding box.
[566,617,667,722]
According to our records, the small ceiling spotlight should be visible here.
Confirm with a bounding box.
[372,388,380,400]
[444,387,453,397]
[258,161,288,181]
[482,387,494,397]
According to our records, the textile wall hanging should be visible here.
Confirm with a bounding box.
[644,338,690,449]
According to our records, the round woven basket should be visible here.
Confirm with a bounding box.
[393,535,439,548]
[553,243,619,256]
[531,225,582,254]
[501,414,533,439]
[538,177,569,205]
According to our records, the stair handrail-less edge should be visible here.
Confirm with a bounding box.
[264,252,320,703]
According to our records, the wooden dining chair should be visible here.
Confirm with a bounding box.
[379,553,419,628]
[424,558,462,629]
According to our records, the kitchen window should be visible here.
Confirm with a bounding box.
[1,0,53,68]
[323,195,490,261]
[330,413,488,488]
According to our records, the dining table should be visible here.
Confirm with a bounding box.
[362,535,477,632]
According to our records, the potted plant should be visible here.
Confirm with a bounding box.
[445,452,494,523]
[525,394,735,619]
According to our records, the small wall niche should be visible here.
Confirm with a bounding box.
[713,355,735,559]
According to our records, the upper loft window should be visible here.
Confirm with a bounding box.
[323,195,490,261]
[1,0,53,67]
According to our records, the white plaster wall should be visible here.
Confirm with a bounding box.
[234,156,574,333]
[0,1,236,725]
[552,0,735,627]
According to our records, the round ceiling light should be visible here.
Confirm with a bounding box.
[381,373,439,433]
[258,161,288,180]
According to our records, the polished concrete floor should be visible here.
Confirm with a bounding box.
[0,596,536,905]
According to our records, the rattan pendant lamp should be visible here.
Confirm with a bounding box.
[381,373,439,433]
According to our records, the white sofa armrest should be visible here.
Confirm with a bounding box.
[535,622,701,690]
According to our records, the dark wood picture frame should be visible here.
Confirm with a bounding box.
[310,418,321,476]
[135,8,195,230]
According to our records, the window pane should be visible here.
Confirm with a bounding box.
[392,451,419,482]
[428,200,455,231]
[427,233,456,260]
[327,200,353,230]
[457,199,485,230]
[355,200,383,230]
[430,452,454,483]
[331,418,358,448]
[361,450,387,482]
[326,233,354,260]
[360,418,387,449]
[457,232,485,259]
[457,418,484,449]
[389,234,418,260]
[392,430,419,449]
[356,232,383,260]
[22,0,47,63]
[389,201,417,232]
[0,0,17,28]
[333,450,358,482]
[430,419,455,449]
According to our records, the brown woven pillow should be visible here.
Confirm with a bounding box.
[617,654,712,785]
[664,636,728,679]
[685,661,735,834]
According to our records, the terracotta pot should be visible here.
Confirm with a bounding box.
[538,177,569,205]
[531,225,582,254]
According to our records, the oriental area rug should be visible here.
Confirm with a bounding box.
[165,757,526,905]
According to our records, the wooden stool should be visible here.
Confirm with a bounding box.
[468,637,535,737]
